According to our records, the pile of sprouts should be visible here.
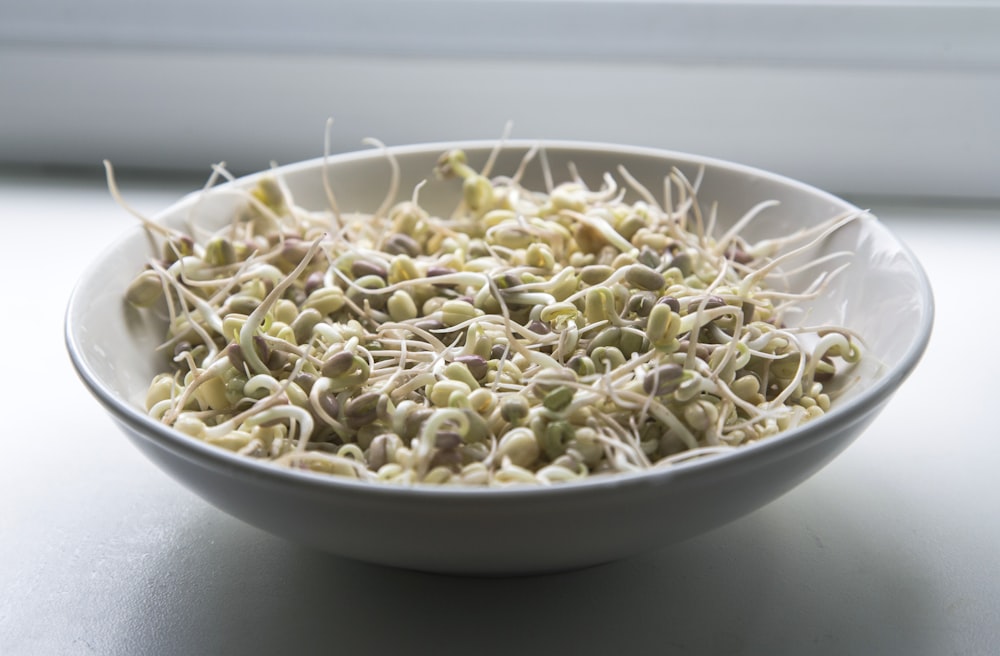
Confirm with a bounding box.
[119,141,863,486]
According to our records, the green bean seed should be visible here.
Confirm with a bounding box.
[625,264,666,292]
[125,270,163,308]
[542,386,574,412]
[304,287,346,316]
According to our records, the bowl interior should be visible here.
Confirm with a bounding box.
[71,141,930,421]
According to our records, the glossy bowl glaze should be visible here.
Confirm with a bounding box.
[66,141,933,574]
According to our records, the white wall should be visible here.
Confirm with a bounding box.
[2,1,999,199]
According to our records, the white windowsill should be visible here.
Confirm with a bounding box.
[1,168,998,654]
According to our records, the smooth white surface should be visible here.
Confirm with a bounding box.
[2,169,998,653]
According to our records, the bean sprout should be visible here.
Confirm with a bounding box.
[120,143,866,487]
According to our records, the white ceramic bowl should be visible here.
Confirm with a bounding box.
[66,141,933,575]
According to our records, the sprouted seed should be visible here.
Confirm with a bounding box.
[118,143,865,487]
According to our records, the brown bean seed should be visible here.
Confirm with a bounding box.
[322,351,357,378]
[344,392,380,428]
[642,364,685,396]
[351,260,388,280]
[455,354,488,381]
[384,233,421,257]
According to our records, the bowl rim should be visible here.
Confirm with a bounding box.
[64,138,935,502]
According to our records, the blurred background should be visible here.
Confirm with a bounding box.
[2,0,998,200]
